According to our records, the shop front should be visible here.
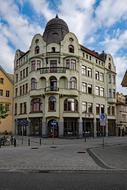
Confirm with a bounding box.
[29,117,42,136]
[64,118,79,137]
[82,118,94,137]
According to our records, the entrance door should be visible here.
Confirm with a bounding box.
[64,118,78,137]
[48,119,59,137]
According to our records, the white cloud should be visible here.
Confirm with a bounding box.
[96,0,127,26]
[58,0,96,43]
[29,0,55,21]
[0,0,43,72]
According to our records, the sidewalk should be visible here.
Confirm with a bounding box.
[89,144,127,170]
[0,136,127,171]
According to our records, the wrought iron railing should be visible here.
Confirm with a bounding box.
[45,87,59,92]
[40,67,66,74]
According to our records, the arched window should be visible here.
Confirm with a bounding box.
[52,47,55,52]
[31,78,37,90]
[68,45,74,53]
[64,98,78,112]
[31,98,41,112]
[35,46,40,54]
[50,76,57,91]
[48,96,56,111]
[70,77,77,89]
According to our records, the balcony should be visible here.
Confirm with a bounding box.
[108,97,116,103]
[59,88,78,97]
[29,88,45,97]
[45,86,59,94]
[40,67,66,74]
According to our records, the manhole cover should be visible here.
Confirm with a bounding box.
[50,146,57,148]
[31,147,39,149]
[77,151,86,154]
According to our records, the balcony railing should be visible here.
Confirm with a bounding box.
[40,67,66,74]
[45,87,59,92]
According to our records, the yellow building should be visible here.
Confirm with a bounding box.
[0,66,13,134]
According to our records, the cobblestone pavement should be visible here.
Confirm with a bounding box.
[0,136,127,171]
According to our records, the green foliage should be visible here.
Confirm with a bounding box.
[0,105,8,119]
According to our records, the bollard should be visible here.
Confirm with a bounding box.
[40,138,41,145]
[28,138,30,146]
[14,138,16,147]
[11,136,13,145]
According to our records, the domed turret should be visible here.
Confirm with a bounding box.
[43,15,69,44]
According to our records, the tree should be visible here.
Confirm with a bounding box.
[0,105,8,119]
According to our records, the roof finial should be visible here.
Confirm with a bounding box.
[56,14,58,18]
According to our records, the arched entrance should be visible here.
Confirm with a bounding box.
[48,119,59,137]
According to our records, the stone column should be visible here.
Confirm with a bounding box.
[106,119,108,136]
[27,118,31,136]
[42,118,47,137]
[59,118,64,137]
[78,117,83,138]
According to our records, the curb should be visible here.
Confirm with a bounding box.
[87,148,114,170]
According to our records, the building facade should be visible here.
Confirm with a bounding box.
[0,66,13,134]
[14,16,116,137]
[116,92,127,136]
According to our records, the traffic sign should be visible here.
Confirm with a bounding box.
[100,113,106,126]
[100,113,106,121]
[51,120,57,129]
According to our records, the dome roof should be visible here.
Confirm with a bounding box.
[43,15,69,44]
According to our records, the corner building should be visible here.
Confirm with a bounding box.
[14,16,116,137]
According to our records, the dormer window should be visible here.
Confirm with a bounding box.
[69,45,74,53]
[52,47,55,52]
[69,38,74,42]
[35,46,40,54]
[108,63,111,70]
[35,39,39,44]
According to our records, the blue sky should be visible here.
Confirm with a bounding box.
[0,0,127,93]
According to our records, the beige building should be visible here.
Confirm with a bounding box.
[14,16,116,137]
[0,66,13,134]
[116,92,127,136]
